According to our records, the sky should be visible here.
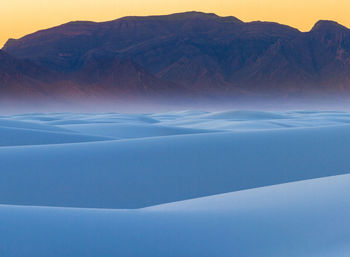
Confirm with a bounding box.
[1,0,350,47]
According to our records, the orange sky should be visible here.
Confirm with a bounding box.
[1,0,350,47]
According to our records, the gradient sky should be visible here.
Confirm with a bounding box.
[1,0,349,47]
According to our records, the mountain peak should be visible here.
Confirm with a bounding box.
[120,11,242,23]
[168,11,219,19]
[169,11,242,22]
[311,20,348,33]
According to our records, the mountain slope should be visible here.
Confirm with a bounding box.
[0,50,56,98]
[0,49,178,100]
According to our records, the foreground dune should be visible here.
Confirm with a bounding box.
[1,174,350,257]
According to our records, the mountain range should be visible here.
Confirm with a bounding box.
[1,11,350,101]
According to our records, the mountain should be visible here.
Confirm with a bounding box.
[0,50,55,99]
[2,11,350,100]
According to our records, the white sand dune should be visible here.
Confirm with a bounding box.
[200,110,291,120]
[60,123,214,139]
[0,118,72,132]
[1,174,350,257]
[1,110,350,256]
[0,126,113,146]
[1,122,350,208]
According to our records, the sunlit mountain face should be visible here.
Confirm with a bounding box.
[1,11,350,109]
